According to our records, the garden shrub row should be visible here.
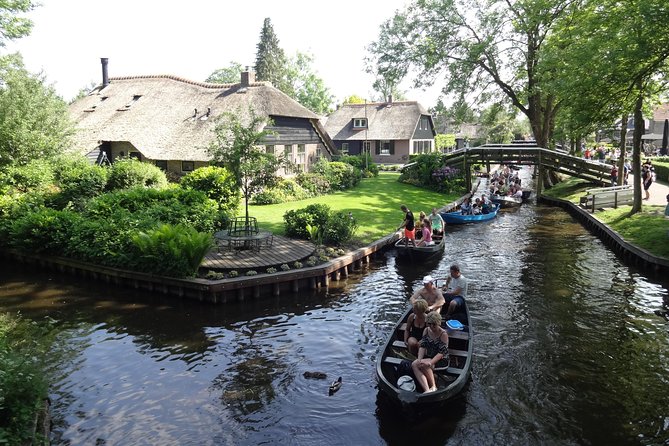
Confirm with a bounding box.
[399,153,466,193]
[283,203,357,246]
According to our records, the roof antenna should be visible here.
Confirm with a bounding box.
[193,108,197,118]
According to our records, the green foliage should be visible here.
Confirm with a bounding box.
[0,54,72,167]
[107,158,168,191]
[50,155,108,208]
[312,159,361,190]
[283,204,331,239]
[342,95,366,104]
[284,51,334,114]
[322,212,358,246]
[0,312,54,446]
[0,1,35,46]
[652,159,669,182]
[0,158,54,193]
[305,223,322,244]
[8,207,81,254]
[180,165,240,216]
[252,178,311,204]
[338,153,379,177]
[131,224,213,277]
[295,172,331,195]
[205,61,244,84]
[254,17,289,91]
[435,134,456,151]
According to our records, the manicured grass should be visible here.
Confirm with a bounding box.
[543,175,669,259]
[248,172,462,245]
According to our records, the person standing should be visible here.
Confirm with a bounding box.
[429,207,445,236]
[642,160,655,200]
[398,204,416,247]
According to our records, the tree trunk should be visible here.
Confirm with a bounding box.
[631,90,643,214]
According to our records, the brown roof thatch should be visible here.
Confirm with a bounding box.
[69,75,331,161]
[324,101,434,141]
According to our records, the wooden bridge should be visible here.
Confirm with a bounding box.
[440,143,612,195]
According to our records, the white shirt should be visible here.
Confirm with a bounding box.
[444,275,467,297]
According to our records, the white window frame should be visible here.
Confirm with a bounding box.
[412,140,432,154]
[341,143,349,154]
[296,144,306,172]
[181,161,194,172]
[363,141,372,153]
[353,118,367,128]
[380,140,391,156]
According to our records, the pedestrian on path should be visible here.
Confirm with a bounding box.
[642,160,655,200]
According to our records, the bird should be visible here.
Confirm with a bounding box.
[303,371,327,379]
[328,377,342,395]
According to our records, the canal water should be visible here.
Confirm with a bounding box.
[2,171,669,446]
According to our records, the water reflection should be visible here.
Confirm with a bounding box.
[1,169,669,445]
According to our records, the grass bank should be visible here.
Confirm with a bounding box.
[542,176,669,258]
[249,172,462,245]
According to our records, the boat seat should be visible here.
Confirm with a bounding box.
[383,356,464,375]
[391,340,467,357]
[399,323,470,340]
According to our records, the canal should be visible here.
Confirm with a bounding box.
[1,171,669,445]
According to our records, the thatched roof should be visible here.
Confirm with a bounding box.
[324,101,434,141]
[69,75,330,161]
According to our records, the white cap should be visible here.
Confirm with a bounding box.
[423,275,434,284]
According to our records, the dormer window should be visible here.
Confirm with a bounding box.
[353,118,367,129]
[119,95,142,111]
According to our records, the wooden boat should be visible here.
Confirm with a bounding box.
[376,300,473,406]
[394,234,445,259]
[440,204,500,225]
[490,194,523,208]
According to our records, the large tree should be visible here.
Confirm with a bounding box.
[0,54,72,167]
[205,61,244,84]
[254,18,288,92]
[0,0,34,47]
[367,0,580,149]
[284,51,333,114]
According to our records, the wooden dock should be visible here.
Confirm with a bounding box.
[202,235,315,271]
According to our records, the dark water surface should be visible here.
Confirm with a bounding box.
[2,173,669,445]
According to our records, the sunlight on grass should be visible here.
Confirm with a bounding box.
[542,176,595,203]
[595,206,669,258]
[248,172,462,244]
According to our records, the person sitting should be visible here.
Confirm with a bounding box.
[440,264,467,321]
[411,311,449,393]
[460,198,472,215]
[415,211,427,239]
[512,187,523,199]
[481,194,491,214]
[417,218,434,246]
[410,275,445,314]
[472,198,482,215]
[404,298,428,356]
[429,207,445,236]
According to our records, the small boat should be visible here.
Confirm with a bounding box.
[521,190,532,201]
[440,204,500,225]
[394,234,445,260]
[376,300,473,406]
[490,195,523,208]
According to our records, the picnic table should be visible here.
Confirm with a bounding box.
[214,230,274,253]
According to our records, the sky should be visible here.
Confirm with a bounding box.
[6,0,442,108]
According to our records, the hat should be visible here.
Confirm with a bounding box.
[397,375,416,392]
[423,275,434,284]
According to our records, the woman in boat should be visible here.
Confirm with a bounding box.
[429,207,445,236]
[411,311,449,393]
[460,198,472,215]
[404,298,428,356]
[416,218,434,246]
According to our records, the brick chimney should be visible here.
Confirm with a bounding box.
[101,58,109,88]
[241,71,255,87]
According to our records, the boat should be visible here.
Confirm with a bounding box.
[521,190,532,201]
[376,300,473,406]
[440,204,500,225]
[490,194,523,208]
[394,234,445,259]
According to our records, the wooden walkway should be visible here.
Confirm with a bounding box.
[201,235,315,270]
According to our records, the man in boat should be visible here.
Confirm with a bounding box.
[410,275,445,314]
[440,264,467,322]
[398,204,416,247]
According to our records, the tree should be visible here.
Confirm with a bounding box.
[367,0,579,149]
[0,0,35,47]
[284,52,333,115]
[342,95,366,104]
[207,108,285,226]
[205,61,244,84]
[254,18,288,91]
[0,54,73,168]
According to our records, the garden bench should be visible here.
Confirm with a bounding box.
[579,185,634,212]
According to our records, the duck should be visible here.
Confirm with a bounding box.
[328,377,342,395]
[303,371,327,380]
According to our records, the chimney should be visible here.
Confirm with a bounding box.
[101,58,109,88]
[241,71,255,87]
[388,94,393,103]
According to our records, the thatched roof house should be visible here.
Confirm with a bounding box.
[69,60,336,175]
[324,99,435,164]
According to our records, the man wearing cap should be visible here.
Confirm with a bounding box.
[410,275,445,314]
[441,264,467,320]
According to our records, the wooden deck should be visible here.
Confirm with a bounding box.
[201,235,315,270]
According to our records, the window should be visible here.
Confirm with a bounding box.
[181,161,194,172]
[296,144,306,172]
[341,143,349,154]
[315,147,322,160]
[363,141,372,153]
[265,145,275,155]
[420,117,429,130]
[380,140,391,155]
[284,144,293,161]
[353,118,367,128]
[128,151,141,160]
[154,160,168,171]
[413,140,432,154]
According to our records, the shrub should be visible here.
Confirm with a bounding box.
[295,172,331,195]
[246,270,258,276]
[266,267,277,274]
[284,204,331,239]
[0,159,55,193]
[107,158,168,191]
[280,264,290,271]
[322,212,358,246]
[180,166,240,215]
[205,271,226,280]
[50,160,108,209]
[312,159,361,190]
[252,178,311,204]
[130,224,213,277]
[339,153,379,177]
[9,208,82,254]
[228,270,239,277]
[252,187,287,205]
[293,261,303,269]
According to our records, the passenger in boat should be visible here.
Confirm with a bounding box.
[415,211,427,240]
[460,197,472,215]
[398,205,416,247]
[411,311,449,393]
[417,218,434,246]
[480,195,491,214]
[511,187,523,199]
[440,264,467,321]
[429,208,445,236]
[472,198,482,215]
[410,275,445,314]
[404,298,428,356]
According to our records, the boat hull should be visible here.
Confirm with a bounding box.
[394,234,445,259]
[440,204,500,224]
[490,195,523,208]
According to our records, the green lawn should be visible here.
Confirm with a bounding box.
[247,172,461,245]
[543,176,669,258]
